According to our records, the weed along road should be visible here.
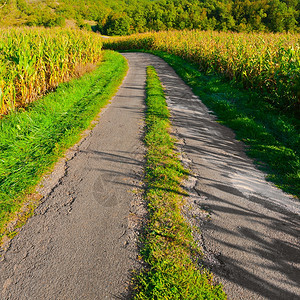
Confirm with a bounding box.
[0,53,300,299]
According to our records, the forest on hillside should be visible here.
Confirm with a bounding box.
[0,0,299,34]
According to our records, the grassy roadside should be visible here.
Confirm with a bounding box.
[0,50,128,241]
[135,66,226,299]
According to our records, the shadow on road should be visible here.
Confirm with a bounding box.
[129,52,300,299]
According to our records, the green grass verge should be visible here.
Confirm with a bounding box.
[0,50,128,237]
[134,66,226,299]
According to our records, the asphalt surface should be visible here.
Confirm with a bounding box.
[0,54,147,299]
[0,53,299,300]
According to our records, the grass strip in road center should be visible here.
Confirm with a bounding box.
[134,66,226,299]
[0,50,128,241]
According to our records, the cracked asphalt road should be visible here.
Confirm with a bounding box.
[0,53,299,300]
[0,54,147,300]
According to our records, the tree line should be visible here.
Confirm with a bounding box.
[0,0,299,34]
[99,0,300,35]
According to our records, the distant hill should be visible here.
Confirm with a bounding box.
[0,0,299,34]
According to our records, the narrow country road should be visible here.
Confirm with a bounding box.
[0,53,299,299]
[0,54,147,300]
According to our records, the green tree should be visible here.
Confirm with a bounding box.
[102,13,132,35]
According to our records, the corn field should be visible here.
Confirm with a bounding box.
[103,30,300,112]
[0,28,102,116]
